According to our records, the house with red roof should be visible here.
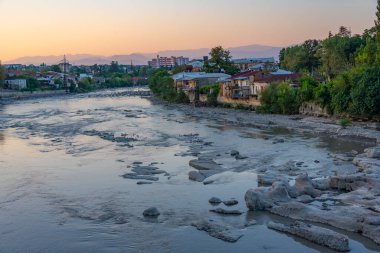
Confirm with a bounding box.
[218,69,300,106]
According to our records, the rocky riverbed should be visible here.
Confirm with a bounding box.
[0,88,379,253]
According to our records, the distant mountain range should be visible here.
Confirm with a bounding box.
[5,44,283,66]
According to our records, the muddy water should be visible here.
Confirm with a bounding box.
[0,89,379,253]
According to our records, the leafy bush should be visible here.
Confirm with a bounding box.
[259,82,300,114]
[339,118,352,128]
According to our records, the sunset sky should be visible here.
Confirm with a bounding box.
[0,0,377,61]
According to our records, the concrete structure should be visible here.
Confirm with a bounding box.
[4,79,27,90]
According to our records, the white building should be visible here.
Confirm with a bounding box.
[5,79,27,90]
[79,74,93,80]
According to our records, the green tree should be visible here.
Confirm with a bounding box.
[331,73,352,113]
[350,67,380,115]
[109,61,122,73]
[376,0,380,64]
[203,46,239,75]
[26,77,41,91]
[356,36,377,67]
[314,82,333,111]
[78,77,96,92]
[259,82,300,114]
[50,65,61,73]
[317,30,362,80]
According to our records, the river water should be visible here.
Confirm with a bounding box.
[0,89,379,253]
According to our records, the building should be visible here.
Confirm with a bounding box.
[173,72,230,89]
[232,58,275,71]
[79,73,93,80]
[172,72,231,102]
[58,62,72,73]
[5,79,27,90]
[148,55,190,68]
[175,56,190,66]
[218,69,300,106]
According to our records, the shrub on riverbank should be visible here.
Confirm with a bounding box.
[258,82,300,114]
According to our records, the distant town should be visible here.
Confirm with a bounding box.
[0,53,295,108]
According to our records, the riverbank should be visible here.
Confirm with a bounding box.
[151,97,380,145]
[0,87,151,105]
[150,98,380,247]
[0,89,68,103]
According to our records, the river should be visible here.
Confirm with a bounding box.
[0,88,379,253]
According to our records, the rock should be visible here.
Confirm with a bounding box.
[189,171,206,182]
[143,207,160,217]
[245,188,273,211]
[235,154,248,160]
[122,173,159,181]
[365,147,380,159]
[223,199,239,206]
[192,220,243,243]
[203,180,214,185]
[268,221,350,252]
[131,166,166,175]
[209,197,222,205]
[353,157,380,173]
[272,138,285,144]
[312,178,331,191]
[365,216,380,225]
[268,181,292,202]
[189,159,223,171]
[258,174,281,186]
[230,150,240,156]
[331,153,355,162]
[136,181,153,185]
[294,174,321,198]
[329,175,369,192]
[278,161,300,174]
[243,220,257,227]
[297,195,314,204]
[210,208,243,215]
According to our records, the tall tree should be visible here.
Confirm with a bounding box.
[376,0,380,64]
[203,46,239,75]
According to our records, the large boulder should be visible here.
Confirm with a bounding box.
[294,174,321,198]
[268,221,350,252]
[189,171,206,182]
[192,220,243,243]
[268,181,292,202]
[245,188,273,211]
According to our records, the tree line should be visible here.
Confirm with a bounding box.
[263,1,380,117]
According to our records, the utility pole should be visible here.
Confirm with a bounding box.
[62,55,68,93]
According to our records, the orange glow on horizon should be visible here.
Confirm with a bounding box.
[0,0,377,62]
